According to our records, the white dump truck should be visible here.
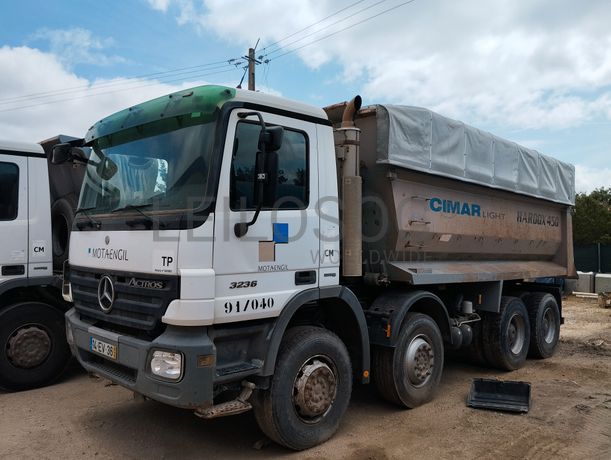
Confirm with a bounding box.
[0,136,85,390]
[58,86,575,449]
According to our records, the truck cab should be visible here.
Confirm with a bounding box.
[0,138,82,390]
[64,87,363,444]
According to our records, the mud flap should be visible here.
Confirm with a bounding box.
[467,378,531,413]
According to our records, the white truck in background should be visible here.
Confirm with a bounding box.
[0,136,85,390]
[58,86,575,449]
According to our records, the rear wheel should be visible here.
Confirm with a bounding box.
[373,313,444,408]
[525,293,560,359]
[0,302,71,390]
[482,296,530,371]
[252,326,352,450]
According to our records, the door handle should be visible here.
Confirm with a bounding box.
[295,270,316,286]
[2,265,25,276]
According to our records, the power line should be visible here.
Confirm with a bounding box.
[0,67,240,113]
[0,0,418,111]
[0,59,241,105]
[263,0,388,58]
[268,0,417,62]
[259,0,368,54]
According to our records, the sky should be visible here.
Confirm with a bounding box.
[0,0,610,193]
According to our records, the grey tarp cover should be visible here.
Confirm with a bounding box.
[375,105,575,205]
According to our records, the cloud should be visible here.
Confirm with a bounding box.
[146,0,172,12]
[0,45,236,143]
[148,0,611,130]
[30,27,125,68]
[574,165,611,193]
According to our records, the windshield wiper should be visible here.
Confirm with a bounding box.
[112,203,165,229]
[75,206,101,230]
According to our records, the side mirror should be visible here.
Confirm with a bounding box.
[51,143,72,164]
[234,112,284,238]
[259,126,284,152]
[96,156,118,180]
[51,144,89,165]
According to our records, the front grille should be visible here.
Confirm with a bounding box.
[70,265,179,336]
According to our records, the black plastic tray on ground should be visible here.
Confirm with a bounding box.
[467,378,531,413]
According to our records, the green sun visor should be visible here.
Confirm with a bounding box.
[84,85,236,146]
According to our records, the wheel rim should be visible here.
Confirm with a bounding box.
[292,355,338,424]
[542,306,557,344]
[404,334,435,387]
[6,325,52,369]
[507,313,526,355]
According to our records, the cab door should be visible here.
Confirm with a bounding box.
[213,109,320,324]
[0,154,28,282]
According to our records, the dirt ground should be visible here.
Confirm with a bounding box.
[1,296,610,459]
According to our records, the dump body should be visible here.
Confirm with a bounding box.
[342,105,576,284]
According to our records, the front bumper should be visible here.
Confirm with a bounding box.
[66,308,215,409]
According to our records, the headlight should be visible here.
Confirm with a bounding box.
[150,350,183,380]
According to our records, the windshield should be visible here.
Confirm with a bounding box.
[78,121,216,224]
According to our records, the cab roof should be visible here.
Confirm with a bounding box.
[85,85,329,144]
[0,139,45,155]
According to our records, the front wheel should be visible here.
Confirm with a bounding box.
[252,326,352,451]
[0,302,71,391]
[373,313,444,408]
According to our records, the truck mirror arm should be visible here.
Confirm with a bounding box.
[234,155,268,237]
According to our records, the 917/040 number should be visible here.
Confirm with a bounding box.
[224,297,274,314]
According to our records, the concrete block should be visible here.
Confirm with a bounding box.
[576,271,594,293]
[595,273,611,293]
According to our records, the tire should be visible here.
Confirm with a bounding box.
[252,326,352,451]
[525,293,560,359]
[482,296,530,371]
[373,313,444,408]
[0,302,71,391]
[51,197,76,271]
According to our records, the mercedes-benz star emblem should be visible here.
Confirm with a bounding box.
[97,276,115,313]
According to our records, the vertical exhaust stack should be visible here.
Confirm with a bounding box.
[335,96,363,277]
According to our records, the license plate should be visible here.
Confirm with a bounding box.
[90,337,117,360]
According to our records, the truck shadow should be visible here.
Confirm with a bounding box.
[0,359,85,395]
[75,356,498,458]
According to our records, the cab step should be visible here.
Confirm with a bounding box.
[194,381,256,419]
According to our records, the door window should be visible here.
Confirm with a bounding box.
[0,162,19,221]
[230,121,308,211]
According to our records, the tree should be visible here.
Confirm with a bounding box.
[572,187,611,244]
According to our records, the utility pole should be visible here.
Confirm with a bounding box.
[244,39,261,91]
[248,47,256,91]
